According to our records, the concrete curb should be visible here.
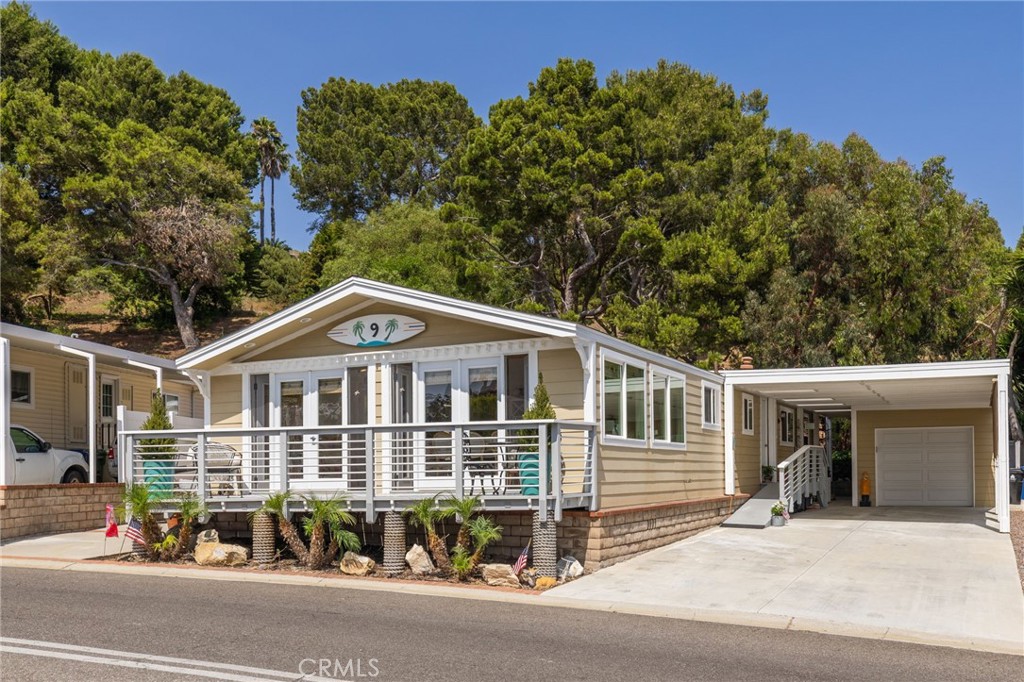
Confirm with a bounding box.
[2,556,1020,657]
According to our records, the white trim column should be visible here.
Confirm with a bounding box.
[996,371,1010,533]
[124,359,163,391]
[767,397,778,467]
[59,345,97,483]
[1,336,11,484]
[724,382,735,495]
[851,408,859,507]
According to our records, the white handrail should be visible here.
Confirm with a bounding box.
[777,445,829,513]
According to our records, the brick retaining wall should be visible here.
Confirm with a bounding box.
[0,483,124,540]
[207,494,748,572]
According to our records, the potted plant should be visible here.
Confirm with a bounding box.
[770,502,788,526]
[140,390,177,493]
[761,465,776,484]
[517,375,556,495]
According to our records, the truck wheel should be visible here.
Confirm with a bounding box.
[63,468,86,484]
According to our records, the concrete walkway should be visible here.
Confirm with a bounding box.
[0,527,119,561]
[547,504,1024,655]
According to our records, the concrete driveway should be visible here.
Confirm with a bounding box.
[546,505,1024,654]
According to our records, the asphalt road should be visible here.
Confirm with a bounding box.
[0,568,1019,681]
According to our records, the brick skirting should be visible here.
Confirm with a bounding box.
[0,483,124,541]
[206,494,749,572]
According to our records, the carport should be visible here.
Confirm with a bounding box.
[722,360,1015,533]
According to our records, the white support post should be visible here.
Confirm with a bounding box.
[1,336,11,485]
[851,408,859,507]
[551,422,562,522]
[453,425,464,501]
[996,372,1010,533]
[196,433,207,502]
[60,345,97,483]
[539,424,549,522]
[724,382,735,495]
[124,359,163,392]
[767,397,778,468]
[365,427,376,523]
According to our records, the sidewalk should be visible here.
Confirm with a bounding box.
[0,527,120,561]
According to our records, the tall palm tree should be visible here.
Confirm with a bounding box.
[250,117,290,245]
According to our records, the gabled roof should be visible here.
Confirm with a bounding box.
[177,277,579,370]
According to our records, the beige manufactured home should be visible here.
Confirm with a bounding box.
[0,324,201,484]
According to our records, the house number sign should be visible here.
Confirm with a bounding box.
[327,314,426,348]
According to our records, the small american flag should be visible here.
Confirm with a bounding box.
[125,518,145,545]
[512,541,531,575]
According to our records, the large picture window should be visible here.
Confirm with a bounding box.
[652,372,686,445]
[603,356,646,441]
[779,407,795,446]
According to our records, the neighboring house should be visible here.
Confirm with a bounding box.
[104,278,1016,567]
[0,323,202,484]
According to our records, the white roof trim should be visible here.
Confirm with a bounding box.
[178,277,575,369]
[575,327,723,383]
[722,359,1010,385]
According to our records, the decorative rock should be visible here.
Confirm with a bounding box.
[194,542,248,566]
[480,563,521,589]
[405,543,434,575]
[196,529,219,545]
[535,576,557,590]
[340,551,376,576]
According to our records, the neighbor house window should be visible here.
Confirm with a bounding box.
[603,354,646,441]
[741,393,755,436]
[10,369,32,408]
[779,407,795,446]
[652,371,686,445]
[164,393,180,414]
[702,381,721,429]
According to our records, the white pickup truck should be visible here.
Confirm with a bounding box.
[5,425,89,485]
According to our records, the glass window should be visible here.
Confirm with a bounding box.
[505,355,528,420]
[347,367,368,425]
[742,394,755,435]
[318,378,343,427]
[163,393,180,414]
[423,370,452,423]
[101,383,115,419]
[780,407,795,445]
[652,372,686,445]
[702,382,721,428]
[603,361,622,437]
[625,365,646,440]
[10,427,43,453]
[10,370,31,406]
[468,366,498,422]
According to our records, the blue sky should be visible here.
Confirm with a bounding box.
[29,1,1024,251]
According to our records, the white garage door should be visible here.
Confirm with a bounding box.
[875,427,973,506]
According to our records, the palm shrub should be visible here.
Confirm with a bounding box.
[405,495,454,574]
[170,493,207,560]
[261,492,308,564]
[117,483,165,560]
[303,494,358,570]
[443,494,482,550]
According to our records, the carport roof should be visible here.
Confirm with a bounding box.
[722,359,1010,413]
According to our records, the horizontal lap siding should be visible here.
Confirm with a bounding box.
[734,389,761,494]
[598,365,725,510]
[538,349,584,420]
[250,303,539,361]
[211,375,243,428]
[9,348,67,447]
[856,408,995,507]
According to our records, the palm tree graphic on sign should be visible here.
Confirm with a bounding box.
[384,318,399,340]
[352,320,366,343]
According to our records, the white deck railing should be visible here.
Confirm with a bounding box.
[777,445,830,513]
[120,419,596,521]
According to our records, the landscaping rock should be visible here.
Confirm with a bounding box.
[480,563,520,588]
[405,544,434,575]
[340,551,376,576]
[196,529,219,545]
[194,541,248,566]
[535,576,557,590]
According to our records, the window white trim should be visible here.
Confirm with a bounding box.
[741,392,755,436]
[701,380,721,430]
[779,406,795,446]
[650,367,687,449]
[600,349,648,447]
[10,365,34,409]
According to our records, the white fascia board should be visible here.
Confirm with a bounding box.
[721,359,1010,385]
[575,327,723,383]
[177,277,578,370]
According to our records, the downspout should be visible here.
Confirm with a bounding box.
[58,345,97,483]
[1,336,11,484]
